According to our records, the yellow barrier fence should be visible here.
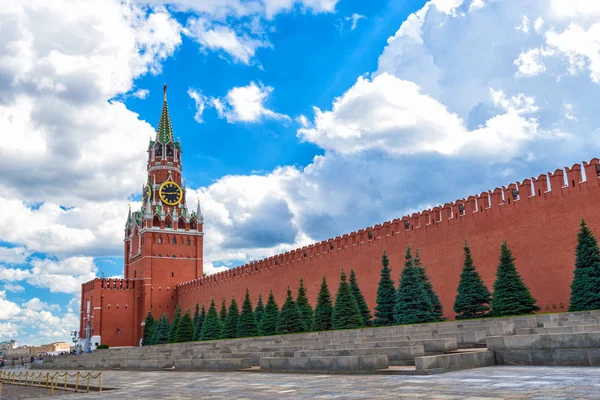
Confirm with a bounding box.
[0,370,102,396]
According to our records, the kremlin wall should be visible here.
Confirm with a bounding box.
[177,161,600,323]
[80,88,600,348]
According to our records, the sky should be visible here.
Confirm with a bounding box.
[1,0,600,346]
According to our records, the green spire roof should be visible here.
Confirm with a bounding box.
[156,84,174,144]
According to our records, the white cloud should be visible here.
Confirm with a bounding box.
[0,247,29,265]
[0,257,96,295]
[3,283,24,293]
[545,23,600,82]
[210,82,290,123]
[345,13,366,31]
[187,88,207,123]
[184,18,270,64]
[132,89,150,99]
[514,48,553,77]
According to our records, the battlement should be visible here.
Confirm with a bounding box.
[82,278,137,293]
[176,158,600,295]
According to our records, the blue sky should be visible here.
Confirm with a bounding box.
[1,0,600,345]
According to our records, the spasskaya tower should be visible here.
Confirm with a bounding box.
[80,85,204,348]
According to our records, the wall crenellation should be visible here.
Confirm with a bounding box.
[176,159,600,296]
[82,278,136,293]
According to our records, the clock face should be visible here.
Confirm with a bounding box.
[142,184,152,205]
[159,181,182,206]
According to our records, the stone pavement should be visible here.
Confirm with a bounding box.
[57,366,600,399]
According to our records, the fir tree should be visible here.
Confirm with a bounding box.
[200,299,223,341]
[193,303,201,333]
[175,310,195,343]
[238,288,259,338]
[569,219,600,311]
[168,304,182,343]
[254,293,265,327]
[277,287,305,334]
[142,311,156,346]
[154,314,170,345]
[332,269,364,329]
[312,275,333,331]
[394,247,435,324]
[374,250,396,326]
[219,298,228,323]
[194,305,206,341]
[260,291,279,336]
[296,278,314,332]
[454,242,492,319]
[414,249,444,321]
[349,269,372,326]
[223,297,240,339]
[490,242,540,316]
[149,314,161,345]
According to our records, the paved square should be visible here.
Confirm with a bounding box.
[42,366,600,399]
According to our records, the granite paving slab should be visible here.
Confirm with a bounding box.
[30,365,600,399]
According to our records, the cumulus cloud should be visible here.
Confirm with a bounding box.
[187,88,207,123]
[184,18,271,64]
[208,82,290,123]
[132,89,150,99]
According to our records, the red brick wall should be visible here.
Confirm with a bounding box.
[178,160,600,319]
[80,279,136,347]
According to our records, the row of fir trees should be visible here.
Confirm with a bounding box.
[142,270,376,345]
[142,219,600,344]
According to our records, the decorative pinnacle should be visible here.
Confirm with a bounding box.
[163,83,167,101]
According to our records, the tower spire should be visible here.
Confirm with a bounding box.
[156,83,174,144]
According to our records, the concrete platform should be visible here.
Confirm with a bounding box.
[260,355,388,373]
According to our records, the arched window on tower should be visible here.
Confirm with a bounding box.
[157,236,162,244]
[186,237,190,246]
[190,219,197,231]
[165,215,172,229]
[166,143,174,157]
[155,144,163,159]
[172,236,177,245]
[178,216,186,230]
[153,215,161,228]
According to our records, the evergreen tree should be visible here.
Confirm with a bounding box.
[277,287,305,334]
[374,250,396,326]
[238,288,259,338]
[332,269,364,329]
[254,293,265,327]
[394,247,435,324]
[223,297,240,339]
[149,313,161,345]
[349,269,372,326]
[490,242,540,316]
[168,304,182,343]
[260,291,279,336]
[219,298,228,323]
[154,314,170,345]
[193,303,201,333]
[142,311,156,346]
[200,299,223,341]
[569,219,600,311]
[454,242,492,319]
[193,305,206,341]
[175,310,195,343]
[296,278,314,332]
[312,276,334,331]
[414,249,444,321]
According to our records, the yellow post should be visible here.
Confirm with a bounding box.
[86,373,91,392]
[46,373,49,388]
[75,372,80,392]
[64,373,67,390]
[99,373,102,392]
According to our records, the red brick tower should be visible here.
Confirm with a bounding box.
[124,84,204,343]
[80,85,204,349]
